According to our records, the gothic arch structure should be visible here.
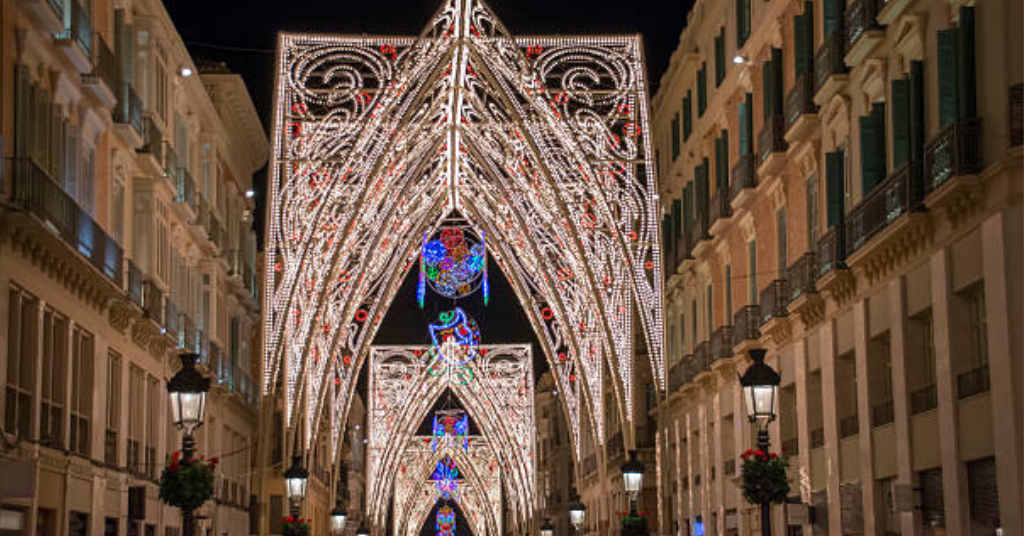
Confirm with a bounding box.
[263,0,665,465]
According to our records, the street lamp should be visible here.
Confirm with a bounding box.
[329,502,347,535]
[540,518,555,536]
[740,348,781,536]
[621,450,645,515]
[568,498,586,533]
[166,353,210,536]
[284,454,309,516]
[355,525,370,536]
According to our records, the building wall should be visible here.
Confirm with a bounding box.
[0,1,267,536]
[652,0,1022,533]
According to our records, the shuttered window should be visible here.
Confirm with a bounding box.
[715,131,730,192]
[748,239,757,304]
[794,3,814,78]
[697,64,708,117]
[776,208,787,273]
[891,78,911,169]
[736,0,751,47]
[697,159,710,232]
[739,94,753,155]
[683,182,694,246]
[671,199,683,252]
[826,150,845,226]
[918,468,944,526]
[683,91,693,140]
[824,0,843,37]
[715,30,726,87]
[859,102,887,194]
[725,265,733,319]
[671,113,681,161]
[937,7,977,127]
[937,29,959,128]
[662,216,673,265]
[967,457,999,523]
[806,173,820,244]
[762,49,784,120]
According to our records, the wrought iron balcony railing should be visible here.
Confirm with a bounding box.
[845,0,882,52]
[957,365,990,399]
[709,186,732,225]
[816,226,846,279]
[140,117,164,162]
[693,342,711,375]
[175,167,198,212]
[787,251,818,302]
[845,164,914,255]
[87,33,119,92]
[143,279,163,324]
[125,259,144,307]
[910,384,937,414]
[759,279,789,325]
[55,0,92,58]
[785,74,818,132]
[730,153,757,202]
[757,115,788,167]
[839,415,859,439]
[732,305,761,346]
[115,84,144,137]
[711,325,734,361]
[814,33,847,95]
[923,118,982,193]
[871,400,895,427]
[5,158,123,284]
[164,298,179,340]
[668,361,687,392]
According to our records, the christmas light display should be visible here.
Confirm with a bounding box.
[436,505,456,536]
[368,344,532,535]
[263,0,665,470]
[428,308,480,367]
[432,456,460,500]
[420,227,488,302]
[432,411,470,453]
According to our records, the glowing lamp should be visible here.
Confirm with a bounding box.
[167,353,209,436]
[568,499,586,529]
[329,503,347,534]
[355,525,370,536]
[284,455,309,501]
[621,450,644,494]
[540,519,555,536]
[740,349,780,428]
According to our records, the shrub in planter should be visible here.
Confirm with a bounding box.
[740,448,790,505]
[158,451,218,511]
[618,511,650,536]
[282,517,311,536]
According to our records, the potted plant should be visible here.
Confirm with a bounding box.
[158,451,218,510]
[740,448,790,505]
[282,516,312,536]
[618,510,650,536]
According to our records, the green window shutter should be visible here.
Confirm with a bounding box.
[748,239,758,304]
[937,28,959,127]
[720,129,730,191]
[794,14,808,78]
[662,216,673,263]
[672,199,683,248]
[698,64,708,116]
[824,0,843,37]
[15,65,30,158]
[859,102,887,194]
[736,0,750,46]
[696,160,710,232]
[826,150,845,226]
[777,208,788,272]
[956,6,976,120]
[891,78,910,169]
[738,101,750,156]
[715,31,726,86]
[772,48,784,116]
[909,60,925,167]
[671,113,681,161]
[683,182,694,237]
[683,92,693,140]
[762,59,773,121]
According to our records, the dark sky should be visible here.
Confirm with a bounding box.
[165,0,694,128]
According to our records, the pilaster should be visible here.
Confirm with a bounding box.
[793,337,814,536]
[887,276,924,536]
[853,300,882,535]
[818,320,843,536]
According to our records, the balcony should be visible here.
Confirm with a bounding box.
[923,118,982,199]
[871,400,894,427]
[844,0,884,64]
[957,365,990,399]
[757,115,788,177]
[175,167,198,213]
[668,361,687,393]
[759,279,790,325]
[846,164,918,256]
[163,143,179,181]
[711,325,734,361]
[138,118,165,174]
[839,415,859,439]
[5,158,123,285]
[732,305,761,351]
[142,280,164,325]
[730,153,757,208]
[194,195,225,250]
[83,33,118,108]
[693,342,711,377]
[20,0,65,34]
[114,84,144,147]
[813,33,848,104]
[785,74,818,144]
[708,186,732,234]
[164,298,179,340]
[54,0,93,73]
[125,260,144,308]
[607,431,625,461]
[787,251,824,325]
[910,384,937,414]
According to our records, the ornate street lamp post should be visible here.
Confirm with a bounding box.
[568,497,586,535]
[330,501,347,535]
[166,353,210,536]
[355,525,370,536]
[284,454,309,517]
[540,518,555,536]
[621,450,645,516]
[740,348,781,536]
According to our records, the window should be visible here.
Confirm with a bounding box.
[738,94,753,156]
[735,0,751,46]
[106,351,121,465]
[776,208,787,273]
[679,312,686,349]
[725,265,733,318]
[714,30,726,87]
[859,102,887,194]
[671,113,681,161]
[5,286,37,438]
[937,8,977,128]
[697,63,707,117]
[823,0,843,36]
[69,326,94,456]
[40,306,68,447]
[806,173,819,245]
[691,301,698,347]
[112,170,125,243]
[146,375,160,478]
[706,284,714,334]
[966,286,988,367]
[127,365,144,474]
[683,91,693,140]
[80,145,95,215]
[826,149,846,225]
[794,3,814,78]
[967,457,999,527]
[747,240,757,304]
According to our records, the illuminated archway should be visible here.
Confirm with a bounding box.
[263,0,665,464]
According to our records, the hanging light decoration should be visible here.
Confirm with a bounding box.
[436,505,456,536]
[431,410,470,453]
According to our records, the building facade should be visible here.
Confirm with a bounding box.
[0,1,267,536]
[652,0,1022,533]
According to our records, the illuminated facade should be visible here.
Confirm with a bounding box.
[652,0,1022,533]
[0,0,266,535]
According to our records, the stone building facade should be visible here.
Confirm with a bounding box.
[0,0,267,535]
[651,0,1022,533]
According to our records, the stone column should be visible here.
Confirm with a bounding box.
[794,336,815,536]
[930,248,970,535]
[887,276,923,536]
[819,320,843,536]
[711,383,725,536]
[853,300,882,535]
[980,211,1023,536]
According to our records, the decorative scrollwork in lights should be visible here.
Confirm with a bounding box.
[419,227,488,305]
[436,505,456,536]
[263,0,665,460]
